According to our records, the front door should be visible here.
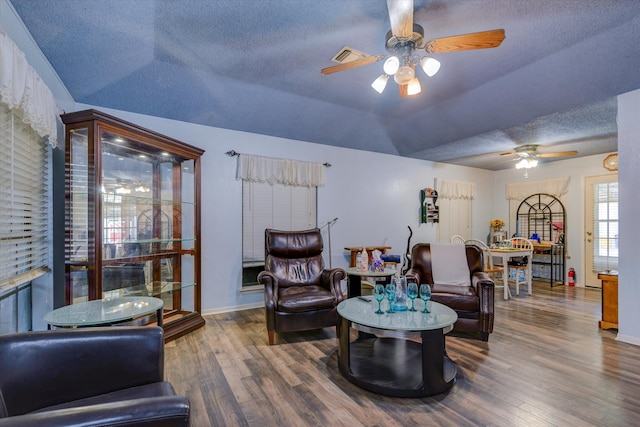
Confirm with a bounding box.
[584,175,618,288]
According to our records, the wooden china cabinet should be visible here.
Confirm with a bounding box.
[61,109,205,341]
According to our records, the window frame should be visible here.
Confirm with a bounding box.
[241,180,317,288]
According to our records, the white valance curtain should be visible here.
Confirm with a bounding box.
[505,177,570,200]
[237,153,325,187]
[435,179,476,200]
[0,29,59,147]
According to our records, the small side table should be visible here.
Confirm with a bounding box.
[346,267,396,298]
[44,297,164,329]
[598,272,618,330]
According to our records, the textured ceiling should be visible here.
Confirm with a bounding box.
[9,0,640,170]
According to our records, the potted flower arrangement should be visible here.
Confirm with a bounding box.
[490,219,505,231]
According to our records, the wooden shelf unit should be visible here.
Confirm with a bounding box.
[61,109,205,341]
[516,193,566,286]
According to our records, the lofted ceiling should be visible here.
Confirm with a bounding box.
[9,0,640,170]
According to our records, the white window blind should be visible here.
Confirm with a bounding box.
[592,181,618,272]
[242,180,316,265]
[0,105,49,287]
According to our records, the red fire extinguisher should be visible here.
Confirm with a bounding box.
[568,268,575,286]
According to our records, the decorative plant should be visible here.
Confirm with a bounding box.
[490,219,505,231]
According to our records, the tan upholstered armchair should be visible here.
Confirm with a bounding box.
[258,228,346,345]
[406,243,495,341]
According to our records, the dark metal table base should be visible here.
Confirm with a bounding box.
[338,317,456,397]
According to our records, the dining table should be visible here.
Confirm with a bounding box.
[489,247,533,300]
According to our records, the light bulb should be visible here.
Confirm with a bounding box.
[371,74,389,94]
[383,56,400,75]
[515,158,538,169]
[420,57,441,77]
[394,65,415,85]
[407,78,421,95]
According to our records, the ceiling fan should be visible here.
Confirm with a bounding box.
[500,144,579,169]
[321,0,506,97]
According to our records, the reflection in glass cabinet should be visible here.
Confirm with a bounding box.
[61,109,205,341]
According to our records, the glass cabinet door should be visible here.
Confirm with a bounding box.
[66,127,91,302]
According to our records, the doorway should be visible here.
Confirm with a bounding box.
[584,175,618,288]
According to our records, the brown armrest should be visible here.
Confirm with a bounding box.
[0,396,190,427]
[258,270,278,309]
[405,268,422,285]
[321,268,347,301]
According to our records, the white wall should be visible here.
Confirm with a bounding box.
[494,152,617,288]
[617,88,640,346]
[76,104,496,313]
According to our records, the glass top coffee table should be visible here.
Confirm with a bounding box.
[337,297,458,397]
[44,297,164,328]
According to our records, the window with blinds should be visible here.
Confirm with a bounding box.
[592,181,618,272]
[0,105,50,287]
[241,180,316,287]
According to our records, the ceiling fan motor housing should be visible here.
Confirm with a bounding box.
[385,24,425,52]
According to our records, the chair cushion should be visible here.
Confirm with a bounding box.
[431,284,479,312]
[277,285,336,313]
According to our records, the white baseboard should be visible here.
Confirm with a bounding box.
[616,333,640,347]
[201,301,264,316]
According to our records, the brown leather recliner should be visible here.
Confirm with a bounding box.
[0,326,189,426]
[406,243,495,341]
[258,228,346,345]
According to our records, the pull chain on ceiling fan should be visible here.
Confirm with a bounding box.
[321,0,506,97]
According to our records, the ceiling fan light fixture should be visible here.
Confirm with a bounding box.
[420,57,441,77]
[407,77,421,95]
[394,65,415,85]
[515,158,538,169]
[383,56,400,75]
[371,74,389,94]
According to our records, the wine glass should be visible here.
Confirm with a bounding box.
[419,284,431,313]
[373,284,385,314]
[385,283,396,313]
[407,282,418,311]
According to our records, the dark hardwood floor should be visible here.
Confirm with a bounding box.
[164,282,640,426]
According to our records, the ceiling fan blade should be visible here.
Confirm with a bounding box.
[321,56,380,75]
[499,151,515,157]
[387,0,414,38]
[425,29,506,53]
[537,151,579,158]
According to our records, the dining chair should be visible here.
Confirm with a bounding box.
[450,235,466,244]
[466,239,511,299]
[504,237,534,295]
